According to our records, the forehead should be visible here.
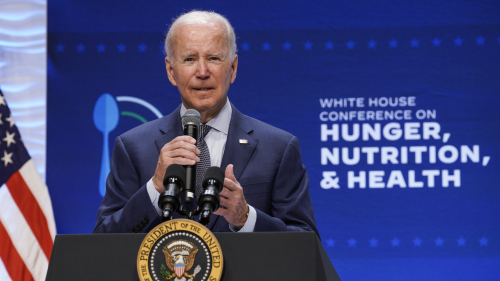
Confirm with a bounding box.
[173,24,227,54]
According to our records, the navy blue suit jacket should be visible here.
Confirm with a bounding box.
[93,104,318,236]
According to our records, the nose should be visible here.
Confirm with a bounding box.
[196,59,209,80]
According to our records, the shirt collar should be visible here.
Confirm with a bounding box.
[180,98,232,135]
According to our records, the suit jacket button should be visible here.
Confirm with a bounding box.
[132,228,138,233]
[139,222,145,227]
[144,217,149,223]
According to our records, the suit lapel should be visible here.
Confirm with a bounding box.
[155,106,183,153]
[220,104,258,181]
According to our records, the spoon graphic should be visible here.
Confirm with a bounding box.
[93,93,119,197]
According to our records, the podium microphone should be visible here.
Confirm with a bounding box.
[181,109,201,203]
[198,166,225,225]
[158,164,186,222]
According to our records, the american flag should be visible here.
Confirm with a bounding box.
[0,89,56,281]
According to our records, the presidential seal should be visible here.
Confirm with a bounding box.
[137,219,223,281]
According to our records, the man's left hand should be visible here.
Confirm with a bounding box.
[213,164,248,227]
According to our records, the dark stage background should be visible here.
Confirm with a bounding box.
[47,1,500,280]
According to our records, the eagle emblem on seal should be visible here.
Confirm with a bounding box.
[162,239,202,281]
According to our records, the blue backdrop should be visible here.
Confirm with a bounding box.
[47,1,500,280]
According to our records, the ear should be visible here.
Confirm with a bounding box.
[230,54,238,83]
[165,57,178,86]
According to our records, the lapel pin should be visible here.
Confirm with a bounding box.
[239,139,248,144]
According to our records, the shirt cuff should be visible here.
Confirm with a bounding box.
[147,178,162,216]
[229,205,256,232]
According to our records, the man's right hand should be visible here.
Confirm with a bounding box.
[152,136,200,193]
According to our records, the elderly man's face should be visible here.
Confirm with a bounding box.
[165,24,238,121]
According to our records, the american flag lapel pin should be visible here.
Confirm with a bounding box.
[239,139,248,144]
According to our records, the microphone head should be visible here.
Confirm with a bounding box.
[182,109,201,126]
[202,166,225,188]
[163,164,186,187]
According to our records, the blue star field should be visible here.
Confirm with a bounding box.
[54,36,499,54]
[324,236,490,248]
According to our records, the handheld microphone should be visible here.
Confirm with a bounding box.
[181,109,201,203]
[198,166,225,225]
[158,164,186,222]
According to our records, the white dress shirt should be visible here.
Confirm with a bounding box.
[146,99,256,232]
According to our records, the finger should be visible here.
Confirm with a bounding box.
[166,140,200,155]
[220,193,235,204]
[172,135,197,144]
[218,191,228,206]
[170,157,198,166]
[223,177,240,191]
[225,164,238,182]
[219,187,232,198]
[167,148,200,162]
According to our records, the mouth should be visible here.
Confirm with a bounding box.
[193,87,214,92]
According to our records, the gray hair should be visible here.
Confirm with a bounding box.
[164,10,237,63]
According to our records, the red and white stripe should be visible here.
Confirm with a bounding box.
[0,159,56,281]
[175,265,185,277]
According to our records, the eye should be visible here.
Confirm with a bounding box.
[209,57,220,61]
[185,58,194,62]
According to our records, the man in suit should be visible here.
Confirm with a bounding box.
[94,10,318,236]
